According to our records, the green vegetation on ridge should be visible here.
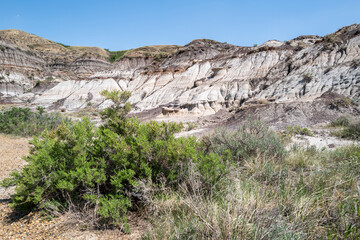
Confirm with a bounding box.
[107,50,128,63]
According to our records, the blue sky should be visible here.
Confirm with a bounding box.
[1,0,359,50]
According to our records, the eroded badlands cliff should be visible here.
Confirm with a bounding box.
[0,25,359,123]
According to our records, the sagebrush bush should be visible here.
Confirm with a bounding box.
[331,116,350,127]
[341,121,360,140]
[203,119,286,162]
[284,125,313,137]
[0,106,71,136]
[331,116,360,140]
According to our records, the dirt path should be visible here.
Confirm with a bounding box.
[0,135,29,178]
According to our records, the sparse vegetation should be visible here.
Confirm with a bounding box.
[2,101,360,239]
[185,121,198,131]
[296,42,306,50]
[34,80,41,87]
[340,121,360,140]
[45,76,54,82]
[331,116,351,127]
[1,91,227,232]
[330,116,360,140]
[108,50,128,63]
[144,142,360,239]
[202,119,286,163]
[284,125,313,137]
[330,97,354,109]
[0,107,71,136]
[56,42,71,48]
[155,52,166,59]
[302,72,313,83]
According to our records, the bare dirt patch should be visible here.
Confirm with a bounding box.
[0,134,29,182]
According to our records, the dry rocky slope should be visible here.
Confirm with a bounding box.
[0,25,359,127]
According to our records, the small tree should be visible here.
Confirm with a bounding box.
[100,89,131,133]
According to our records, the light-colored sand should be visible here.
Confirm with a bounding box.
[0,134,29,180]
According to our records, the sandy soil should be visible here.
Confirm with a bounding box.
[0,134,29,199]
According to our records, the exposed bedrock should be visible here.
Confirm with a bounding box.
[0,25,359,116]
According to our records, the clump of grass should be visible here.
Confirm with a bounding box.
[284,125,313,137]
[45,76,54,82]
[185,121,198,131]
[340,122,360,140]
[331,116,350,127]
[0,107,71,136]
[330,116,360,140]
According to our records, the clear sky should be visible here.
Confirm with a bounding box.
[1,0,359,51]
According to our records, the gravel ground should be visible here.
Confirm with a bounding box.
[0,134,145,240]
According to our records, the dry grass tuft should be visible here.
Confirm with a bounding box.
[143,144,360,239]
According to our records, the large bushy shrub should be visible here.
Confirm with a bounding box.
[0,106,70,136]
[1,90,226,231]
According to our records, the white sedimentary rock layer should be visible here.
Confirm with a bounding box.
[0,25,359,115]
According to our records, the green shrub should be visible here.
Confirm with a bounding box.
[45,76,54,82]
[302,73,313,83]
[56,42,71,48]
[108,50,128,63]
[185,121,198,131]
[1,91,227,231]
[285,125,313,136]
[331,117,360,140]
[341,121,360,140]
[203,118,286,162]
[0,107,71,136]
[331,116,350,127]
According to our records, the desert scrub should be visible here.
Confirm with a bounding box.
[331,117,360,140]
[302,72,313,83]
[203,118,286,162]
[0,106,71,136]
[284,125,313,137]
[185,121,198,131]
[144,144,360,239]
[339,121,360,140]
[330,116,350,127]
[1,90,227,232]
[108,50,128,63]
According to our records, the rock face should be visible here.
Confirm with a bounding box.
[0,25,359,116]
